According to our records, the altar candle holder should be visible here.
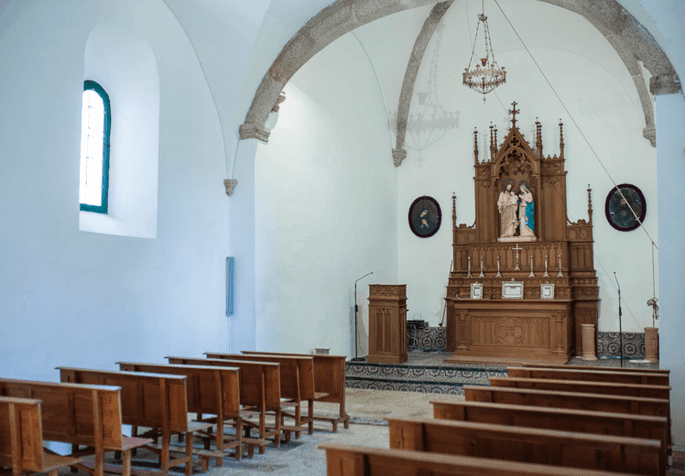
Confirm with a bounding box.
[479,256,485,278]
[496,256,501,278]
[529,256,535,278]
[557,254,563,277]
[544,255,549,278]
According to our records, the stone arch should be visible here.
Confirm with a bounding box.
[240,0,679,149]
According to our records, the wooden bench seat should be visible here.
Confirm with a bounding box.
[114,362,243,461]
[0,396,83,476]
[163,357,281,456]
[431,399,669,476]
[507,366,668,386]
[58,367,227,474]
[239,350,349,432]
[0,379,150,476]
[388,417,662,475]
[490,376,670,400]
[319,443,645,476]
[202,353,319,440]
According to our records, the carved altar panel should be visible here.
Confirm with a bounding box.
[446,299,573,364]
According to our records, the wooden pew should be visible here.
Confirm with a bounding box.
[239,350,349,432]
[464,384,672,451]
[518,362,669,378]
[507,366,668,386]
[0,378,150,476]
[0,396,83,476]
[431,399,669,476]
[388,417,662,476]
[505,365,673,446]
[490,377,671,400]
[319,443,645,476]
[162,357,281,455]
[58,367,227,473]
[114,362,244,460]
[202,353,318,439]
[464,384,669,418]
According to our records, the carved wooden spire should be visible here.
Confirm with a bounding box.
[509,101,520,128]
[452,193,457,229]
[489,123,495,161]
[587,184,593,224]
[474,128,479,165]
[535,117,543,157]
[559,120,565,159]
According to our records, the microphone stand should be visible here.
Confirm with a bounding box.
[352,272,373,361]
[614,272,623,367]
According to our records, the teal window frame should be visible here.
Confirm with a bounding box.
[80,80,111,214]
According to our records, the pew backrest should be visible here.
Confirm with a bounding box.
[239,351,345,403]
[388,417,662,476]
[57,367,190,433]
[204,353,315,401]
[464,384,671,447]
[431,399,669,476]
[115,362,241,418]
[489,376,671,400]
[507,366,668,386]
[319,443,646,476]
[518,362,669,376]
[0,379,123,450]
[163,357,280,411]
[0,396,44,473]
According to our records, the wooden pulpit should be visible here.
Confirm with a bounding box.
[367,285,408,364]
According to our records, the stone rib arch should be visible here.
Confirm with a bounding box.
[240,0,679,150]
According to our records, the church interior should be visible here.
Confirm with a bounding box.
[1,0,685,474]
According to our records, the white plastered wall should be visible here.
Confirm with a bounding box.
[253,32,398,356]
[0,0,231,378]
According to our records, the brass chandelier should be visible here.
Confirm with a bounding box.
[463,1,506,102]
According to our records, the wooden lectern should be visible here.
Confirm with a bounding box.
[367,285,408,363]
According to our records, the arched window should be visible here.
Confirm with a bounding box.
[79,80,111,213]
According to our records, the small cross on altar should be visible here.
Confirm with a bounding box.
[512,243,522,271]
[509,101,520,128]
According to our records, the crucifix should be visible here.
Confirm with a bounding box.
[509,101,520,128]
[512,243,522,271]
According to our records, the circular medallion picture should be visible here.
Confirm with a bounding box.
[408,196,441,238]
[605,184,646,232]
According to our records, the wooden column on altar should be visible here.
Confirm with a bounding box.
[444,103,599,365]
[367,285,408,363]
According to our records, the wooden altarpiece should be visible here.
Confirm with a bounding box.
[444,104,599,364]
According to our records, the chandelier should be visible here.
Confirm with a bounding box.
[463,2,506,102]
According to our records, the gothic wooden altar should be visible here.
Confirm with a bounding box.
[444,103,599,364]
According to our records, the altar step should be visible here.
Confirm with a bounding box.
[345,352,507,395]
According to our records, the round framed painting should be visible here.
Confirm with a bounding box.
[605,183,646,232]
[408,196,441,238]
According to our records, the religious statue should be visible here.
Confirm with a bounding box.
[519,183,536,238]
[497,181,518,238]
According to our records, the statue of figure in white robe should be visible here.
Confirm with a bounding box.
[497,183,518,238]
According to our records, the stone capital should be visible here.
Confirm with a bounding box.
[224,178,238,196]
[643,125,656,147]
[392,148,407,167]
[649,73,681,95]
[239,123,270,143]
